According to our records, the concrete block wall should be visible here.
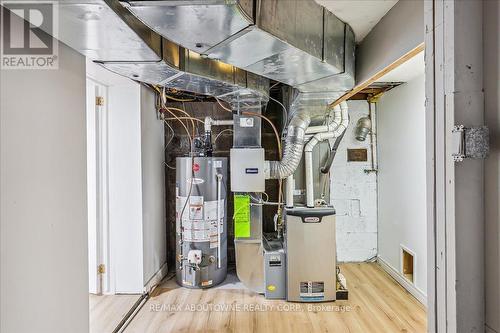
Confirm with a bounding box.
[330,100,378,262]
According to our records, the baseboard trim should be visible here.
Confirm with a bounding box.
[377,256,427,307]
[144,262,168,293]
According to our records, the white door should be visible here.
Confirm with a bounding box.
[86,78,111,294]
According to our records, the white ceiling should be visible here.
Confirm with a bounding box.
[316,0,398,42]
[376,51,425,83]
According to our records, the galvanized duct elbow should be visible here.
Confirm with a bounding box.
[267,112,311,179]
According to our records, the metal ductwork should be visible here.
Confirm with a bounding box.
[49,0,355,183]
[120,0,355,93]
[267,111,310,179]
[50,0,269,105]
[118,1,356,182]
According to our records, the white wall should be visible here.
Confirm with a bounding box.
[0,38,89,333]
[140,86,167,284]
[108,84,144,293]
[331,100,378,262]
[484,1,500,332]
[377,74,427,299]
[356,0,424,85]
[86,62,166,293]
[87,79,99,294]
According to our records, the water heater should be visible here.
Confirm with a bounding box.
[175,157,228,288]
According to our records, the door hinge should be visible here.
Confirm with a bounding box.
[95,96,104,106]
[452,125,489,162]
[97,264,106,274]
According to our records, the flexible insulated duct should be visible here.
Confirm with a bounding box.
[266,112,311,179]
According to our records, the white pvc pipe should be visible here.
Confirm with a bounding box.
[369,102,378,170]
[304,102,348,207]
[304,136,319,207]
[305,105,342,134]
[286,175,294,208]
[204,117,234,132]
[216,173,222,268]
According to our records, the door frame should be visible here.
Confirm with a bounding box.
[86,77,112,295]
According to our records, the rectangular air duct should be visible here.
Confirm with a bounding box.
[121,0,355,93]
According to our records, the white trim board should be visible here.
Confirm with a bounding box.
[144,262,168,294]
[377,256,427,307]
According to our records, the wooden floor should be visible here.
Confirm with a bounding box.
[124,263,426,333]
[90,294,141,333]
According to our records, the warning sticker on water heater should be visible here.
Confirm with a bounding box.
[204,200,225,220]
[177,196,224,243]
[182,219,223,244]
[300,281,325,301]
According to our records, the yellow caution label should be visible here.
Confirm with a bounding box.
[267,285,276,292]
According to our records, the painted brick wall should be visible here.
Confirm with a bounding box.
[330,100,378,262]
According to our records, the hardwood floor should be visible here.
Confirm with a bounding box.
[124,263,426,333]
[90,294,141,333]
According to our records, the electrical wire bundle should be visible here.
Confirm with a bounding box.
[150,83,290,235]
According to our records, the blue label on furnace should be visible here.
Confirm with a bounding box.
[245,168,259,174]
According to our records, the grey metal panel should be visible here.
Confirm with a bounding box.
[246,71,270,95]
[230,148,265,192]
[245,46,342,87]
[233,114,262,148]
[120,0,355,93]
[207,25,343,87]
[205,27,289,69]
[101,61,179,84]
[285,208,336,302]
[102,61,268,106]
[257,0,324,61]
[185,50,235,83]
[164,72,238,98]
[124,1,252,53]
[56,2,161,62]
[263,236,286,300]
[235,240,265,293]
[324,9,346,69]
[296,25,356,93]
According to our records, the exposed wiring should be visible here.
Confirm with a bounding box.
[163,120,176,170]
[164,120,175,151]
[164,94,195,102]
[269,81,280,90]
[162,108,193,143]
[163,116,205,124]
[243,111,282,157]
[151,84,196,136]
[250,202,283,206]
[163,161,175,170]
[159,86,198,102]
[162,106,196,137]
[214,128,234,144]
[160,87,286,226]
[215,96,282,158]
[268,95,288,133]
[214,97,284,218]
[214,96,233,112]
